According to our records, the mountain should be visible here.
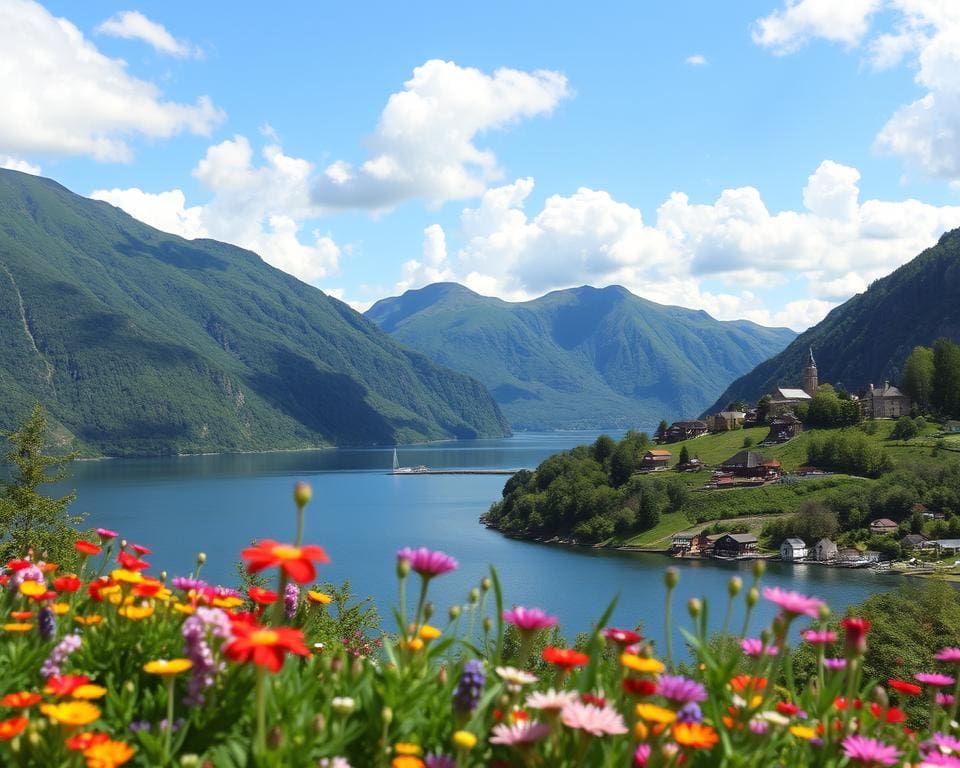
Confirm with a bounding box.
[707,228,960,412]
[365,283,796,430]
[0,169,510,455]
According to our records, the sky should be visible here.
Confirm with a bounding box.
[3,0,960,331]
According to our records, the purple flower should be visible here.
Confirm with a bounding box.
[841,735,900,766]
[171,577,208,592]
[396,547,458,578]
[749,719,769,735]
[285,583,299,619]
[424,756,456,768]
[452,659,485,714]
[676,702,703,724]
[824,657,847,670]
[762,586,825,619]
[656,674,707,704]
[502,607,557,633]
[38,606,56,642]
[12,564,44,589]
[181,607,232,706]
[128,721,151,733]
[40,633,81,679]
[917,672,956,687]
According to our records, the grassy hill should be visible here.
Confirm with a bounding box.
[366,283,795,430]
[708,228,960,412]
[0,169,510,455]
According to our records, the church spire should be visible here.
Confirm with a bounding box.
[803,347,818,396]
[807,347,816,367]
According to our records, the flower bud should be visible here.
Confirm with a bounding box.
[351,657,363,678]
[312,713,326,733]
[381,706,393,725]
[481,577,491,592]
[267,726,283,748]
[728,576,742,598]
[818,604,831,621]
[397,557,411,579]
[687,597,701,618]
[121,539,128,550]
[664,567,679,590]
[179,755,200,768]
[330,655,344,674]
[423,602,434,621]
[483,617,492,633]
[331,696,355,716]
[437,666,448,685]
[746,587,759,608]
[841,617,871,658]
[752,560,766,579]
[449,605,461,621]
[453,730,478,750]
[294,481,313,508]
[159,571,168,582]
[870,685,889,709]
[468,588,480,605]
[196,552,206,565]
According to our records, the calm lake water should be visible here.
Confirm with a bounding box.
[52,431,897,648]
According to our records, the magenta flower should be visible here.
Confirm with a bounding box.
[603,627,642,645]
[929,732,960,753]
[921,753,960,767]
[842,735,900,766]
[396,547,458,578]
[634,744,651,766]
[917,672,956,687]
[824,658,848,670]
[489,721,551,746]
[762,586,825,619]
[96,527,119,540]
[740,638,778,657]
[656,674,707,704]
[502,606,558,633]
[938,693,956,707]
[560,701,627,736]
[801,629,837,645]
[936,648,960,663]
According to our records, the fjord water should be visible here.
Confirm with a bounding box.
[54,432,894,646]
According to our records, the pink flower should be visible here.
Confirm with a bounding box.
[96,527,118,540]
[762,587,824,619]
[824,658,848,670]
[938,693,956,707]
[841,618,871,656]
[502,607,557,633]
[741,638,778,657]
[801,629,837,645]
[917,672,956,687]
[560,701,627,736]
[929,732,960,753]
[842,735,900,766]
[936,648,960,663]
[396,547,458,578]
[634,744,651,766]
[489,721,551,746]
[525,689,578,711]
[922,754,960,767]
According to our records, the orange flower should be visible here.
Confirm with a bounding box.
[241,540,330,583]
[83,738,135,767]
[75,541,102,557]
[307,590,333,605]
[223,623,310,672]
[672,722,719,749]
[1,692,41,708]
[0,716,27,740]
[66,732,110,751]
[9,611,32,620]
[542,646,589,669]
[730,675,767,693]
[3,623,32,633]
[74,615,104,626]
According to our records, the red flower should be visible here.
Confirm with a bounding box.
[841,618,871,656]
[117,551,150,571]
[223,623,310,672]
[888,679,923,696]
[1,692,42,708]
[44,675,91,697]
[241,540,330,584]
[132,581,163,598]
[10,611,32,620]
[623,678,657,697]
[248,587,278,605]
[777,702,801,716]
[53,575,83,593]
[833,697,862,711]
[603,627,643,646]
[542,646,589,669]
[0,717,28,741]
[5,560,32,572]
[131,544,152,555]
[87,577,113,602]
[580,693,606,707]
[66,732,111,751]
[74,541,101,557]
[869,703,907,723]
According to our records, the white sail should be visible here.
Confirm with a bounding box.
[392,448,399,471]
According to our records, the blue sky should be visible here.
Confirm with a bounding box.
[3,0,960,330]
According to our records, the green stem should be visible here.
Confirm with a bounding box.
[664,587,674,668]
[950,674,960,724]
[256,665,267,757]
[412,577,430,634]
[164,676,175,763]
[295,504,305,549]
[272,572,289,626]
[398,575,407,640]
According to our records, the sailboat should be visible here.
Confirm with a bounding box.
[391,448,429,474]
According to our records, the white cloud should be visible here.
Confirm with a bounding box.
[396,161,960,331]
[92,136,342,285]
[95,10,198,58]
[312,59,571,210]
[686,54,708,65]
[752,0,882,54]
[0,155,41,175]
[0,0,222,162]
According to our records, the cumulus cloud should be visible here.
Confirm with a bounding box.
[0,0,222,162]
[312,59,571,210]
[686,54,708,65]
[92,136,341,285]
[95,10,198,58]
[0,155,41,175]
[397,161,960,330]
[752,0,882,54]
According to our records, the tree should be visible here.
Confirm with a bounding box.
[678,445,691,466]
[757,394,772,423]
[636,491,660,531]
[592,434,616,465]
[891,416,919,441]
[0,404,82,567]
[902,346,935,413]
[932,338,960,418]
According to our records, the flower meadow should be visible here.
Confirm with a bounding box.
[4,486,960,766]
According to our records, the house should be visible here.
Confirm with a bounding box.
[780,538,808,561]
[813,538,838,562]
[691,532,723,557]
[720,451,782,480]
[869,518,899,535]
[639,449,672,471]
[671,533,694,554]
[665,420,709,443]
[923,539,960,555]
[768,387,812,418]
[767,414,803,443]
[713,533,759,558]
[900,533,929,550]
[678,456,704,472]
[860,382,911,419]
[744,408,760,425]
[944,421,960,434]
[710,411,746,432]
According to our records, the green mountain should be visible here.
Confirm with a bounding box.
[707,228,960,412]
[365,283,795,429]
[0,169,510,455]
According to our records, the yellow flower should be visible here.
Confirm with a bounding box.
[452,730,477,750]
[406,638,424,652]
[153,588,174,602]
[98,586,121,600]
[118,604,154,620]
[212,596,243,609]
[307,590,333,605]
[143,659,193,676]
[41,701,101,726]
[110,569,144,585]
[3,623,33,632]
[74,615,104,626]
[72,684,108,700]
[419,625,442,641]
[172,603,196,615]
[635,703,677,724]
[634,721,649,740]
[19,580,47,597]
[52,602,71,615]
[790,725,817,740]
[83,738,135,767]
[620,653,665,674]
[394,742,422,755]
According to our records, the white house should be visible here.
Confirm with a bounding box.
[813,538,838,561]
[780,537,808,561]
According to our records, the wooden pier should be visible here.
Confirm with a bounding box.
[389,468,518,476]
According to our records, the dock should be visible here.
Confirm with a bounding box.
[389,468,518,476]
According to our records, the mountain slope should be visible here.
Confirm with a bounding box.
[707,228,960,412]
[366,283,795,429]
[0,169,509,455]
